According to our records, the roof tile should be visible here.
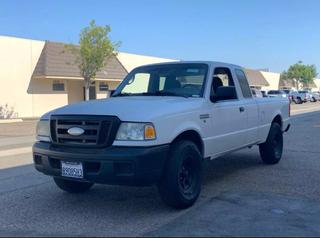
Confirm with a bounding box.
[33,41,128,79]
[245,69,269,86]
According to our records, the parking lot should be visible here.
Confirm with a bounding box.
[0,102,320,237]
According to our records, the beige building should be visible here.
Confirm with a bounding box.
[245,69,269,89]
[0,35,175,118]
[260,71,281,91]
[314,79,320,91]
[260,70,320,92]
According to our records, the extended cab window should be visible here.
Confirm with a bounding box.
[235,69,252,98]
[210,67,237,102]
[113,63,208,98]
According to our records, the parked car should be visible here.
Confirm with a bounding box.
[308,91,320,102]
[267,90,288,99]
[309,92,320,102]
[281,89,305,104]
[298,90,311,102]
[251,88,263,98]
[289,91,304,104]
[33,61,290,209]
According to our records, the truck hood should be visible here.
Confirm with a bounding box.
[42,96,205,121]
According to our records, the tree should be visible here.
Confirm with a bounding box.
[66,20,120,101]
[281,61,317,89]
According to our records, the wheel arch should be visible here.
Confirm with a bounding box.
[171,130,204,157]
[272,114,283,130]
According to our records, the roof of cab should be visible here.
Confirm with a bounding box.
[132,60,242,69]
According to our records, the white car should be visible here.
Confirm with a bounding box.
[33,61,290,209]
[311,92,320,102]
[267,90,288,98]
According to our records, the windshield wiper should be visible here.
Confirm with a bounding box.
[113,91,189,98]
[112,92,133,97]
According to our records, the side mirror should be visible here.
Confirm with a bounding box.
[211,86,237,102]
[210,94,219,102]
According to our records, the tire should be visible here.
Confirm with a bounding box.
[259,123,283,165]
[158,140,202,209]
[53,177,94,193]
[312,97,316,102]
[295,97,302,104]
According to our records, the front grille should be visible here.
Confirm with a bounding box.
[50,115,120,148]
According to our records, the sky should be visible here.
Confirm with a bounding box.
[0,0,319,73]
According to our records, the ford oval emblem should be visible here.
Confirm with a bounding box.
[67,127,85,136]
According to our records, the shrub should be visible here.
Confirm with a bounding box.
[0,104,16,119]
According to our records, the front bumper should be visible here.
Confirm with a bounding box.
[33,142,169,186]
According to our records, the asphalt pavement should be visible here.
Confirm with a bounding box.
[0,103,320,236]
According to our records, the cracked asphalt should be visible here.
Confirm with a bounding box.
[0,104,320,237]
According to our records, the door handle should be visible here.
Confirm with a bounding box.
[239,106,245,112]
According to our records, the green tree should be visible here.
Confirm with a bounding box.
[281,61,317,89]
[66,20,120,100]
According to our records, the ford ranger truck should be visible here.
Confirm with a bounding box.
[33,61,290,209]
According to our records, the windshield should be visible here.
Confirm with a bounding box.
[113,63,208,98]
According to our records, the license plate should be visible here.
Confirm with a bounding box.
[61,161,83,179]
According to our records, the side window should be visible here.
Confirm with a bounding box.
[211,67,237,101]
[235,69,252,98]
[212,67,235,90]
[159,76,166,91]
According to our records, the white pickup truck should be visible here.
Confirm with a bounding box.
[33,61,290,209]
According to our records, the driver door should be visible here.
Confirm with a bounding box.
[206,67,248,157]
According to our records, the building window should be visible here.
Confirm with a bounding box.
[52,80,65,91]
[99,82,109,91]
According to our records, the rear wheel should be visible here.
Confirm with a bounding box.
[158,140,202,209]
[259,123,283,165]
[53,177,94,193]
[295,97,302,104]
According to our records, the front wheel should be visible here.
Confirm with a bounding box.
[294,97,302,104]
[158,140,202,209]
[259,123,283,165]
[53,177,94,193]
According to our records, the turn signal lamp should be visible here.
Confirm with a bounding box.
[144,125,156,140]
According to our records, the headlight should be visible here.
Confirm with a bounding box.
[116,122,156,141]
[36,120,51,142]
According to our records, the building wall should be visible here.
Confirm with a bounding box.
[260,71,281,91]
[68,80,84,104]
[0,36,45,118]
[96,80,121,99]
[312,78,320,91]
[30,78,68,116]
[117,52,177,72]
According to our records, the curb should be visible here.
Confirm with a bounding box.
[0,119,23,124]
